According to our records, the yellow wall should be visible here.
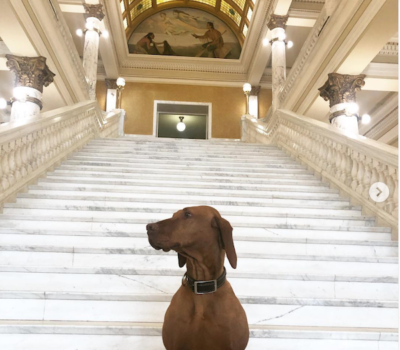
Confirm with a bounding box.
[96,81,272,139]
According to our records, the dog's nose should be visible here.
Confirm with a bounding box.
[146,223,157,232]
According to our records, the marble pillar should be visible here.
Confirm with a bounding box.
[249,86,261,118]
[268,15,288,111]
[5,55,55,122]
[105,79,117,112]
[319,73,366,134]
[83,4,105,100]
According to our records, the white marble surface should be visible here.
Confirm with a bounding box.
[1,334,397,350]
[271,31,287,111]
[82,17,100,100]
[10,87,41,122]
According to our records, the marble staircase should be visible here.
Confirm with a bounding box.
[0,137,398,350]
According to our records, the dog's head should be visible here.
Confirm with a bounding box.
[146,206,237,269]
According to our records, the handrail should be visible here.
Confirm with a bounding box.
[242,110,398,237]
[0,101,123,207]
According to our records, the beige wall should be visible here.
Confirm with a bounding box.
[96,82,272,139]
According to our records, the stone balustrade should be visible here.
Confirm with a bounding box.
[242,110,398,237]
[0,101,124,207]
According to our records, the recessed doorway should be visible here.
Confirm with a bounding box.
[154,101,212,139]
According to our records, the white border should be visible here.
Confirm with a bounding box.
[153,100,212,139]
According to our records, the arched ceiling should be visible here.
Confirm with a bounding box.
[119,0,256,45]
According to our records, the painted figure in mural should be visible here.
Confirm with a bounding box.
[192,22,231,58]
[135,32,174,55]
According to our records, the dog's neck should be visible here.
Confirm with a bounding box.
[183,247,225,281]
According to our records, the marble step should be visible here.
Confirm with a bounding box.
[0,218,386,237]
[0,251,396,278]
[0,272,396,302]
[0,235,396,258]
[73,152,296,164]
[0,298,397,328]
[1,329,397,350]
[79,148,291,159]
[0,290,397,308]
[0,210,375,228]
[15,193,358,211]
[7,199,363,217]
[56,164,318,179]
[50,169,329,186]
[0,226,393,245]
[28,184,343,200]
[21,189,354,205]
[63,159,307,172]
[41,175,334,193]
[0,226,392,242]
[68,152,299,167]
[69,154,303,168]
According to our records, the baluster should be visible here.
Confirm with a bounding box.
[361,157,372,199]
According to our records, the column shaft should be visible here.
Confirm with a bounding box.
[83,17,101,100]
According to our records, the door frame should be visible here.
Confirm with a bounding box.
[153,100,212,139]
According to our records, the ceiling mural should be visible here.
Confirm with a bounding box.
[120,0,256,53]
[128,8,241,59]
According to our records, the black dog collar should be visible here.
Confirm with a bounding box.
[183,267,227,294]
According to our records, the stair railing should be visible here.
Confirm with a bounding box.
[0,100,124,208]
[241,110,398,238]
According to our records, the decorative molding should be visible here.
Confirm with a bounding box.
[378,42,398,56]
[5,55,55,93]
[318,73,366,107]
[83,3,105,21]
[279,9,329,105]
[267,15,289,30]
[364,107,398,140]
[362,62,398,79]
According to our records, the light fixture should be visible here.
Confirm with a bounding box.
[116,77,125,109]
[177,116,186,132]
[345,102,359,115]
[0,98,7,110]
[102,30,109,38]
[116,77,126,87]
[76,29,83,37]
[243,83,252,115]
[13,88,27,102]
[263,38,270,46]
[361,114,371,124]
[287,40,293,49]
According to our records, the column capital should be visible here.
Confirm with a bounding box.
[105,79,117,89]
[250,86,261,96]
[267,15,289,30]
[5,55,55,93]
[318,73,366,107]
[84,3,105,21]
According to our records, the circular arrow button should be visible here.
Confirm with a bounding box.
[369,182,390,202]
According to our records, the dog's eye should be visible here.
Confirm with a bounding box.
[184,211,192,218]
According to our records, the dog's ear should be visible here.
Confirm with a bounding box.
[212,216,237,269]
[178,253,187,268]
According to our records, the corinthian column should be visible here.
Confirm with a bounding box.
[319,73,366,134]
[83,3,105,100]
[6,55,55,122]
[267,15,288,111]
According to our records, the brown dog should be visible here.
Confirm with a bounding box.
[146,206,249,350]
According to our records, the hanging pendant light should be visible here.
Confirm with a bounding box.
[177,116,186,132]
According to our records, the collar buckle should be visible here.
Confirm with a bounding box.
[194,279,218,294]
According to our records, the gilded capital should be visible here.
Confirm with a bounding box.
[318,73,366,107]
[84,3,105,21]
[105,79,118,89]
[250,86,261,96]
[6,55,55,93]
[267,15,289,30]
